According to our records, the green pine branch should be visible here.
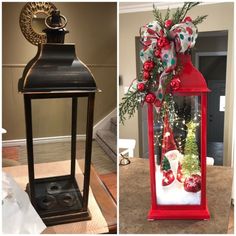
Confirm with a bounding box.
[192,15,208,25]
[119,89,141,125]
[153,2,207,27]
[153,4,164,28]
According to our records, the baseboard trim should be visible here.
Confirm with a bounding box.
[2,135,86,147]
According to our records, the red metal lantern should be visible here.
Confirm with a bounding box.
[147,54,211,220]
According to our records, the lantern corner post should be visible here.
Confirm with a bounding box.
[147,103,158,219]
[82,93,95,211]
[71,96,78,177]
[23,94,36,207]
[200,93,210,219]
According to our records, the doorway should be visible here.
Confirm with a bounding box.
[195,53,227,165]
[193,31,228,166]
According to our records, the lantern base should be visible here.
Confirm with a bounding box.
[26,175,91,226]
[148,206,210,220]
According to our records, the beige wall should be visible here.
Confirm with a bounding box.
[119,3,234,166]
[3,2,117,140]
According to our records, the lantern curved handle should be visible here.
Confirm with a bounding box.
[45,14,67,30]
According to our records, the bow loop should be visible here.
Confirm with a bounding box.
[140,20,198,107]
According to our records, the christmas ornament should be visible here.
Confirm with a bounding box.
[183,16,192,23]
[145,93,156,103]
[157,36,170,48]
[164,19,173,29]
[154,49,161,58]
[170,77,181,91]
[184,174,201,192]
[137,83,145,92]
[143,60,155,72]
[143,71,150,80]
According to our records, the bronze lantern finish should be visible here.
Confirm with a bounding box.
[19,8,97,226]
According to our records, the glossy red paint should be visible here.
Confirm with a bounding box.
[147,54,210,220]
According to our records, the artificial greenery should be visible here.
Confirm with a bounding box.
[153,2,207,27]
[119,89,140,125]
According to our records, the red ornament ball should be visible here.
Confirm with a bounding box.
[154,99,161,108]
[143,60,155,72]
[157,36,169,48]
[183,16,192,23]
[137,83,145,92]
[164,19,173,29]
[154,49,161,58]
[170,77,181,91]
[145,93,156,103]
[143,71,150,80]
[184,174,201,192]
[162,169,175,186]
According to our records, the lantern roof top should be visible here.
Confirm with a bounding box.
[173,54,210,94]
[18,44,97,94]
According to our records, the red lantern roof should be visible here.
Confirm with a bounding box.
[173,54,210,94]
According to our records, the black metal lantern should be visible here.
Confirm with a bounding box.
[19,8,97,226]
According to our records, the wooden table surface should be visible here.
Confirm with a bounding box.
[3,161,117,234]
[77,159,117,233]
[88,164,117,233]
[119,158,233,234]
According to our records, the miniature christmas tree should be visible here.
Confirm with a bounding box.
[181,120,200,177]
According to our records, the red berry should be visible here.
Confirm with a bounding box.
[154,49,161,58]
[143,60,155,72]
[164,19,173,29]
[183,16,192,23]
[157,37,169,48]
[170,77,181,91]
[143,71,150,80]
[137,83,145,92]
[145,93,156,103]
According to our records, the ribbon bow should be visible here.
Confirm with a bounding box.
[140,19,198,108]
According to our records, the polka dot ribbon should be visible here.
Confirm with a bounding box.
[140,19,198,108]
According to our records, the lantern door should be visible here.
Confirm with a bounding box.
[148,94,210,220]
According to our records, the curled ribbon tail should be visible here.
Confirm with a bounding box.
[154,42,177,110]
[140,21,162,63]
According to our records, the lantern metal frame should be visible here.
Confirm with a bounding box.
[24,91,95,226]
[147,54,211,220]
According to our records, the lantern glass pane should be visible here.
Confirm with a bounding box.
[154,95,201,205]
